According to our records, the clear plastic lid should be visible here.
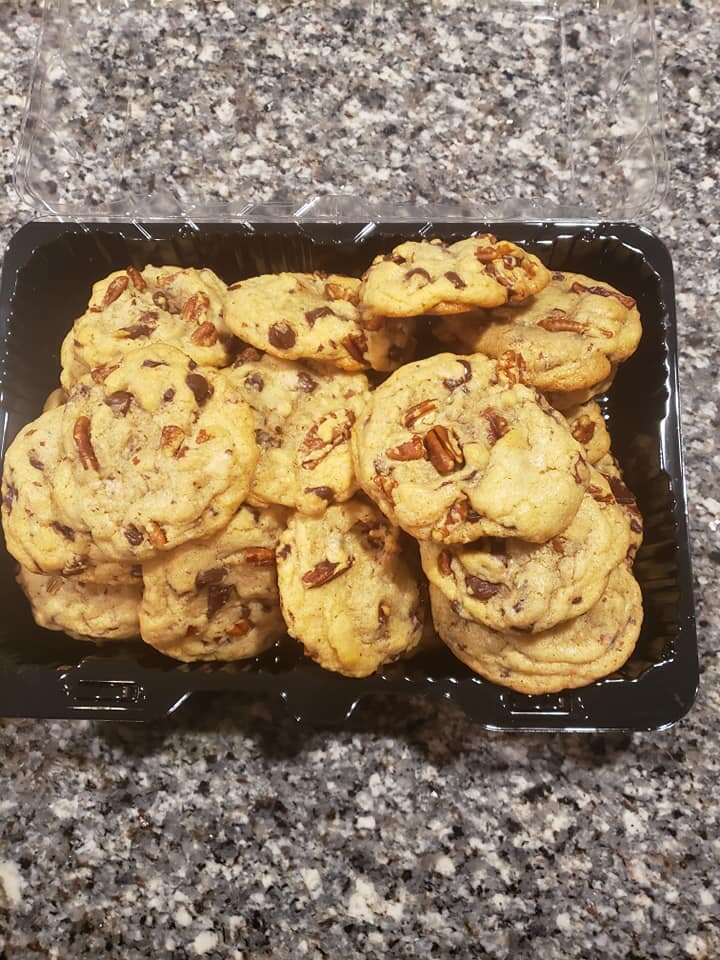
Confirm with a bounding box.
[16,0,667,222]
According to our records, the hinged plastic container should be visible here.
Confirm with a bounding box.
[0,0,697,729]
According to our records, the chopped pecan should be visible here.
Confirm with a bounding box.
[550,536,567,554]
[305,306,334,326]
[195,566,227,588]
[146,521,167,549]
[73,417,99,471]
[353,519,387,549]
[229,620,252,638]
[124,524,144,546]
[343,332,368,364]
[482,407,510,445]
[485,261,514,290]
[630,518,643,534]
[51,520,75,541]
[404,399,437,429]
[570,281,636,310]
[153,290,181,314]
[444,271,466,289]
[383,253,407,265]
[234,344,264,364]
[570,416,596,446]
[477,232,498,244]
[495,351,527,386]
[372,463,398,502]
[362,312,385,332]
[572,454,589,484]
[300,411,355,468]
[268,322,296,350]
[538,310,585,333]
[474,244,498,263]
[438,550,453,576]
[45,577,63,595]
[277,543,292,560]
[465,576,502,600]
[90,364,119,384]
[424,426,464,475]
[446,499,468,525]
[405,267,432,284]
[105,390,133,416]
[325,281,359,304]
[243,547,275,566]
[443,359,472,392]
[196,429,212,444]
[302,557,354,588]
[126,266,146,291]
[502,254,519,269]
[182,292,210,325]
[190,321,218,347]
[161,425,185,456]
[185,373,213,406]
[102,276,129,307]
[387,435,425,461]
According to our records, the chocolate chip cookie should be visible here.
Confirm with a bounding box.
[434,271,640,398]
[60,265,232,388]
[563,400,611,465]
[227,348,369,515]
[421,468,631,634]
[358,236,550,319]
[140,504,287,662]
[595,453,644,563]
[1,408,136,582]
[225,272,414,372]
[17,567,142,642]
[52,344,258,562]
[276,499,425,677]
[431,564,643,694]
[351,352,589,544]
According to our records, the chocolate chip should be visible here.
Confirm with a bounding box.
[443,359,472,391]
[405,267,432,283]
[607,475,636,505]
[163,388,176,402]
[51,521,75,541]
[296,372,318,393]
[195,566,227,589]
[185,373,213,406]
[124,524,144,546]
[207,584,234,619]
[465,576,502,600]
[142,359,167,368]
[305,307,334,327]
[268,322,296,350]
[2,483,18,514]
[123,324,153,339]
[444,271,466,289]
[305,486,334,502]
[104,390,134,416]
[28,453,44,470]
[244,373,264,392]
[277,543,292,560]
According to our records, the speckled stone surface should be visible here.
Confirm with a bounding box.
[1,1,719,958]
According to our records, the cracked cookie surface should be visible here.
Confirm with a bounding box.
[225,272,414,372]
[276,499,425,677]
[421,468,630,634]
[359,236,550,318]
[140,505,287,662]
[351,352,588,544]
[60,265,232,388]
[227,348,369,515]
[52,344,258,562]
[431,564,643,694]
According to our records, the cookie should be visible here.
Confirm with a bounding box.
[1,408,137,582]
[225,272,414,372]
[358,236,550,318]
[227,348,369,515]
[431,563,643,694]
[351,352,589,544]
[421,468,631,634]
[17,567,142,642]
[544,367,617,411]
[434,272,640,396]
[595,453,644,563]
[60,265,232,389]
[42,388,67,412]
[563,401,611,464]
[140,504,287,662]
[276,500,425,677]
[51,344,258,562]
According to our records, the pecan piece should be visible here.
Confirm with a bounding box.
[196,429,212,444]
[302,557,354,588]
[268,321,296,350]
[146,521,167,549]
[153,291,181,314]
[570,281,636,310]
[424,426,464,475]
[538,310,585,333]
[443,359,472,392]
[387,435,425,461]
[404,399,437,429]
[474,244,498,263]
[190,321,218,347]
[485,261,514,290]
[161,425,185,457]
[102,276,129,307]
[482,407,509,445]
[343,332,368,364]
[181,292,210,325]
[126,266,146,291]
[325,281,359,304]
[438,550,453,576]
[73,417,99,471]
[465,576,502,601]
[300,412,355,469]
[195,566,227,588]
[495,351,526,386]
[373,461,398,502]
[243,547,275,566]
[571,416,596,445]
[572,455,589,484]
[229,619,252,638]
[353,519,387,549]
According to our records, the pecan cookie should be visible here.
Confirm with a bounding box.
[276,500,425,677]
[434,272,640,397]
[351,352,589,544]
[563,401,611,465]
[421,469,630,634]
[225,272,414,372]
[51,344,258,562]
[17,567,142,642]
[227,348,369,516]
[358,236,550,318]
[60,265,232,388]
[140,505,287,662]
[431,563,643,694]
[544,368,617,412]
[1,408,136,582]
[595,453,644,563]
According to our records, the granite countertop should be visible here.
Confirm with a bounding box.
[1,1,719,958]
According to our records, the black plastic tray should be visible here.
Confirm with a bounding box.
[0,220,697,730]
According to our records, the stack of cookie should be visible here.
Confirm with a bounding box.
[0,235,644,693]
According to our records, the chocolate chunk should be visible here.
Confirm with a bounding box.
[124,524,144,546]
[268,322,296,350]
[142,359,167,368]
[607,475,636,505]
[163,388,176,402]
[443,359,472,392]
[51,521,75,541]
[444,271,466,289]
[185,373,213,405]
[305,307,334,326]
[297,372,318,393]
[405,267,432,283]
[28,453,44,471]
[465,576,502,601]
[195,566,228,589]
[244,373,264,392]
[207,584,234,619]
[305,486,334,502]
[104,390,134,416]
